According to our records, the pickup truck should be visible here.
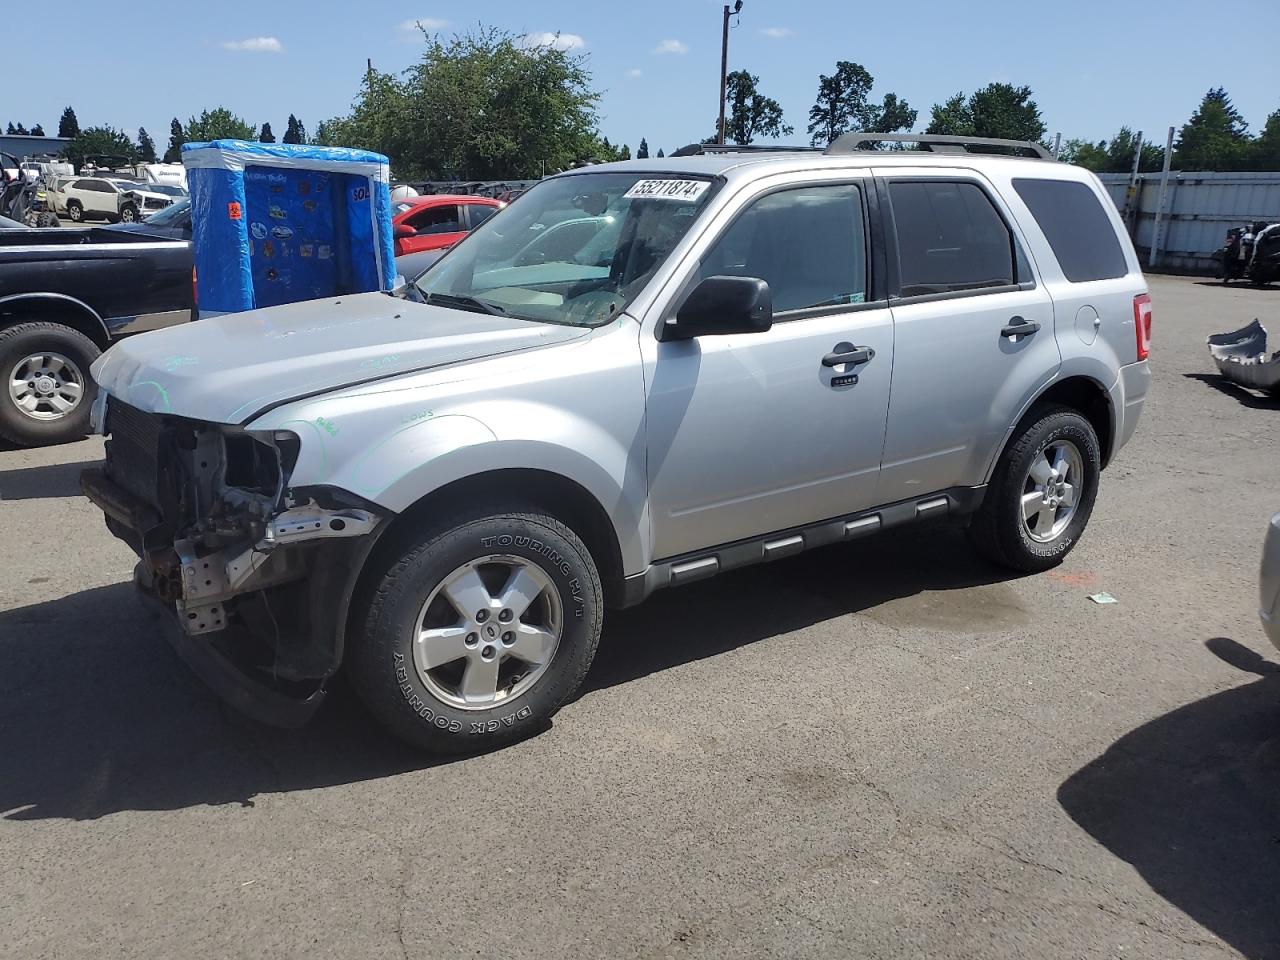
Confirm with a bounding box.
[0,223,192,445]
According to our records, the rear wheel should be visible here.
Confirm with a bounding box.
[0,323,99,446]
[348,507,603,753]
[967,405,1101,572]
[66,200,83,222]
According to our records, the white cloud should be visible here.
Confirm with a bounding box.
[652,39,688,55]
[760,26,792,38]
[221,36,283,53]
[626,68,643,77]
[521,31,586,51]
[397,17,447,40]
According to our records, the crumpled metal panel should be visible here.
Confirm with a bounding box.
[1207,319,1280,393]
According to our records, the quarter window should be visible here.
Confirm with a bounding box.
[468,204,498,228]
[888,180,1017,297]
[1012,178,1128,282]
[700,184,867,314]
[406,204,462,235]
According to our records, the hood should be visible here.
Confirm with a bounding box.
[122,187,171,200]
[92,292,589,424]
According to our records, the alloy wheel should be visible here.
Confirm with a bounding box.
[412,554,563,710]
[1020,439,1084,543]
[8,352,86,421]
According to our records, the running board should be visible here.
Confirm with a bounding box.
[619,487,985,606]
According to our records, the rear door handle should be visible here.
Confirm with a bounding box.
[1000,317,1041,338]
[822,345,875,367]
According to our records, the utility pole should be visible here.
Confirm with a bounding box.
[717,2,742,145]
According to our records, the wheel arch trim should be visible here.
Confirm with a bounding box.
[0,292,112,348]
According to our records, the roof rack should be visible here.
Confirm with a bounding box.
[670,142,822,157]
[824,132,1053,159]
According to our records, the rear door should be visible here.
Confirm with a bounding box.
[874,169,1059,504]
[464,201,499,231]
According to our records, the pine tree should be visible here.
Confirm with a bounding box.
[1174,87,1251,171]
[283,114,305,144]
[637,138,649,159]
[5,123,15,135]
[259,122,276,143]
[163,118,186,163]
[137,127,157,162]
[656,147,665,158]
[30,124,45,137]
[13,123,28,135]
[58,106,79,139]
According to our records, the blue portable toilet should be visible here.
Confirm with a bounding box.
[183,140,395,317]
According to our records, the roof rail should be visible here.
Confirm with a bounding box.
[824,132,1053,160]
[670,142,822,157]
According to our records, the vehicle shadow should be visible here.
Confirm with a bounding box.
[1058,638,1280,959]
[0,526,1025,821]
[1193,280,1280,293]
[0,459,91,500]
[1183,372,1280,410]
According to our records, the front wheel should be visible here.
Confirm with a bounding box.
[348,508,603,753]
[967,405,1101,572]
[120,204,138,223]
[66,200,83,222]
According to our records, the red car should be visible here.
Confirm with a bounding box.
[392,195,503,256]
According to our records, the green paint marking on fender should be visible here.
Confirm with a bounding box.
[129,380,171,413]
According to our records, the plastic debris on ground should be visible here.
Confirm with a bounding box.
[1206,319,1280,395]
[1088,592,1118,605]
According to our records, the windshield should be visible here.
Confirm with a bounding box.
[142,197,190,226]
[414,172,716,327]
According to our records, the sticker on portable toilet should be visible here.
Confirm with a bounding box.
[227,201,243,220]
[300,244,313,258]
[272,225,294,240]
[263,240,274,258]
[317,245,331,260]
[269,205,287,220]
[250,222,268,240]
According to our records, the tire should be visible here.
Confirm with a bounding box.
[966,404,1101,573]
[348,507,604,753]
[35,212,58,228]
[66,200,83,222]
[0,323,100,447]
[120,204,137,223]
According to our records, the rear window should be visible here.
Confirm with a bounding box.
[888,180,1017,297]
[1012,178,1128,282]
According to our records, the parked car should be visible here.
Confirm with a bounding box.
[392,194,503,256]
[0,226,192,445]
[81,135,1152,753]
[1263,512,1280,652]
[59,176,174,224]
[103,196,192,241]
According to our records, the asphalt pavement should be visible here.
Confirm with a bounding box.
[2,275,1278,960]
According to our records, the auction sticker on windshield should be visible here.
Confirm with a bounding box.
[624,179,710,202]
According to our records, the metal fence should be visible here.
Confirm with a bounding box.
[1098,170,1280,272]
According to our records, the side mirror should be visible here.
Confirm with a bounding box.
[659,275,772,341]
[394,223,414,239]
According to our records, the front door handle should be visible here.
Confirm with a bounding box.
[1001,317,1041,338]
[822,345,875,367]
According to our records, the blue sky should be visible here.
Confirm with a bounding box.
[10,0,1276,161]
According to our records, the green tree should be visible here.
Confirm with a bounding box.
[58,106,80,139]
[319,27,603,179]
[283,114,306,144]
[719,70,793,145]
[137,127,157,163]
[1249,110,1280,171]
[13,123,28,135]
[163,118,186,163]
[5,123,15,135]
[1174,88,1250,170]
[259,122,276,143]
[1059,129,1162,173]
[656,147,664,158]
[65,126,138,169]
[808,61,874,146]
[30,124,45,137]
[185,108,256,143]
[927,83,1046,142]
[868,93,917,134]
[620,143,631,160]
[636,137,649,159]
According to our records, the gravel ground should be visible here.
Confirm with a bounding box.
[1,274,1278,960]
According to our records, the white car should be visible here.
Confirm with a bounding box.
[61,176,175,223]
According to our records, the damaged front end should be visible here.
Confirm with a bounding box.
[81,396,387,726]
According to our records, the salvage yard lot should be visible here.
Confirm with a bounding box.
[1,275,1278,959]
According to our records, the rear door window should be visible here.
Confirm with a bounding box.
[888,180,1017,297]
[1012,178,1128,282]
[467,204,498,228]
[406,204,462,235]
[700,183,868,314]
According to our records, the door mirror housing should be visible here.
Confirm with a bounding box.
[394,223,415,239]
[660,275,773,341]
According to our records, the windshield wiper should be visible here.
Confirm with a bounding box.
[422,292,508,316]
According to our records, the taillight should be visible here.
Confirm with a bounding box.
[1133,293,1152,361]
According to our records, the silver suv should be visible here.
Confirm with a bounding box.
[82,134,1152,751]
